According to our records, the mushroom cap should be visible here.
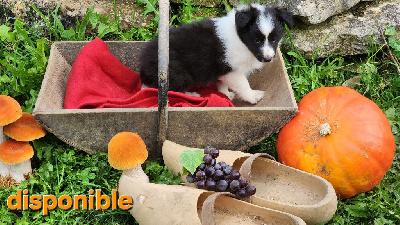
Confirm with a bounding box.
[108,132,148,170]
[0,140,34,165]
[0,95,22,126]
[4,112,46,141]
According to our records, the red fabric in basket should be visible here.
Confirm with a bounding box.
[64,38,234,109]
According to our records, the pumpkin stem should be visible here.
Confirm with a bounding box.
[319,123,332,136]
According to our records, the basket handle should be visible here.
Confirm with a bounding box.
[157,0,170,153]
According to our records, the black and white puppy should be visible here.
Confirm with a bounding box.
[139,4,293,104]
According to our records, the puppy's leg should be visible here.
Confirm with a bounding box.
[217,81,235,100]
[219,71,265,104]
[168,63,193,93]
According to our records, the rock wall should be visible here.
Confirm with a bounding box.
[285,0,400,58]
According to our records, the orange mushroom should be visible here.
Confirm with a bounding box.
[0,95,22,143]
[0,140,34,183]
[4,112,46,142]
[108,132,149,183]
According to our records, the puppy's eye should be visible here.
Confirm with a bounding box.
[254,38,261,43]
[269,35,277,43]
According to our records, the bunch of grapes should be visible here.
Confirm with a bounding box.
[186,146,256,198]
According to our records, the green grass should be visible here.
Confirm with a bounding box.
[0,1,399,224]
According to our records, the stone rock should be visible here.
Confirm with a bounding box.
[0,0,152,30]
[274,0,363,24]
[229,0,373,24]
[342,75,361,88]
[281,0,400,58]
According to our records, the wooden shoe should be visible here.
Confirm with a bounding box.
[162,140,337,224]
[118,173,306,224]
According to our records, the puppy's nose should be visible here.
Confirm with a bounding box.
[262,57,273,62]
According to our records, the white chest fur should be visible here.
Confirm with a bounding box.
[212,8,268,104]
[212,12,264,77]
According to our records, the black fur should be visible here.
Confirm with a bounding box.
[236,6,293,62]
[275,7,294,29]
[139,20,232,92]
[235,7,266,62]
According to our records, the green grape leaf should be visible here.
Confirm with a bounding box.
[179,149,204,175]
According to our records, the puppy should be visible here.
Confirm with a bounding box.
[139,4,293,104]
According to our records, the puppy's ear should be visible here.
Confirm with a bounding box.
[235,7,256,29]
[275,8,294,29]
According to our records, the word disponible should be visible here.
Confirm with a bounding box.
[7,189,133,215]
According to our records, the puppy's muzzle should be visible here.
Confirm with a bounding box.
[261,56,273,62]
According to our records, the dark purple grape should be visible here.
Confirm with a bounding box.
[238,177,248,188]
[230,170,240,180]
[186,175,195,183]
[210,158,216,166]
[245,185,256,196]
[229,180,240,192]
[196,170,206,180]
[198,163,206,171]
[204,146,213,155]
[203,154,213,164]
[195,180,206,189]
[206,180,216,191]
[219,162,227,169]
[216,180,229,191]
[224,175,231,181]
[213,170,224,181]
[205,166,215,176]
[210,148,220,158]
[236,188,247,198]
[214,163,222,171]
[223,165,232,175]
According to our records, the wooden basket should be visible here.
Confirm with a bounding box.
[33,40,297,160]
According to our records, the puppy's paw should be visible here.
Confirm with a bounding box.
[185,92,201,97]
[242,90,265,104]
[218,87,235,100]
[222,90,235,100]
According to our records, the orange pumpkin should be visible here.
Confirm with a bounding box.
[276,86,395,199]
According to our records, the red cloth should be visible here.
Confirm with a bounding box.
[64,38,234,109]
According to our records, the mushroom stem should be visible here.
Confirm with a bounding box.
[0,127,5,144]
[319,123,332,136]
[122,165,149,183]
[0,159,32,183]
